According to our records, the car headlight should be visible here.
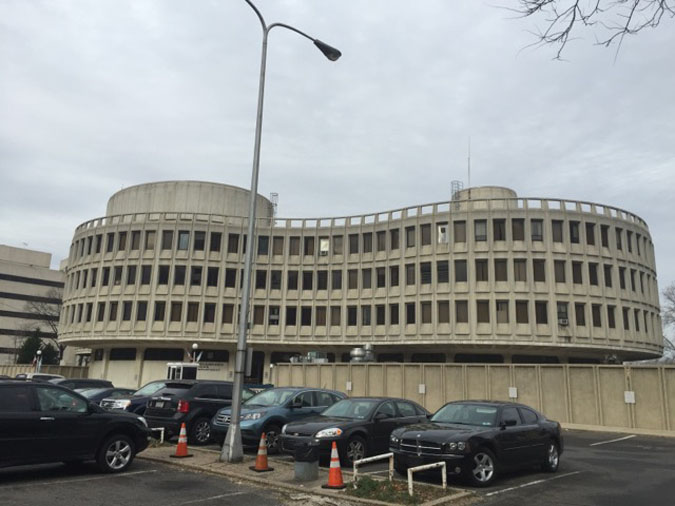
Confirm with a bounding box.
[315,427,343,438]
[282,424,288,434]
[137,416,148,428]
[242,412,263,421]
[444,441,467,453]
[114,400,131,410]
[390,435,400,444]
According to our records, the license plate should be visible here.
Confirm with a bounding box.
[155,401,164,408]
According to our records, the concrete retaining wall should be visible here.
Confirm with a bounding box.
[274,363,675,434]
[0,365,89,378]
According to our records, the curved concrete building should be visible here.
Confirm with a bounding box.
[59,181,663,387]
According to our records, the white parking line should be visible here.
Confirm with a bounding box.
[171,492,245,505]
[0,469,158,489]
[589,434,636,446]
[485,471,581,497]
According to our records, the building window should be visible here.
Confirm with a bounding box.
[516,301,528,324]
[118,232,127,251]
[209,232,221,252]
[557,302,568,322]
[154,301,166,322]
[253,305,265,326]
[253,270,266,290]
[170,302,182,322]
[453,221,466,243]
[514,259,527,282]
[390,265,399,287]
[585,223,596,245]
[272,236,284,256]
[225,268,236,288]
[495,259,507,282]
[361,268,371,289]
[137,301,147,322]
[109,302,118,322]
[222,304,234,324]
[592,304,602,327]
[390,229,400,250]
[86,303,93,322]
[619,267,626,289]
[420,224,431,245]
[406,303,415,324]
[287,270,298,291]
[144,231,155,250]
[316,306,327,326]
[331,270,342,290]
[319,237,329,256]
[362,306,371,326]
[347,306,357,326]
[302,271,313,291]
[376,304,385,325]
[575,303,586,326]
[95,234,103,253]
[161,230,173,250]
[455,300,468,323]
[405,264,415,285]
[607,306,616,329]
[634,309,640,332]
[512,219,525,241]
[600,225,609,247]
[330,235,342,255]
[362,232,372,253]
[533,259,546,282]
[114,266,122,285]
[477,300,489,323]
[531,219,543,241]
[177,231,189,251]
[257,236,269,256]
[626,231,633,253]
[317,270,328,290]
[589,263,599,286]
[604,265,613,288]
[405,226,415,248]
[554,260,565,283]
[535,302,548,324]
[191,231,204,252]
[455,260,467,282]
[127,265,137,285]
[615,228,623,250]
[493,219,506,241]
[106,233,115,253]
[303,237,314,256]
[376,267,385,288]
[348,269,358,289]
[438,301,450,323]
[569,221,580,244]
[348,234,359,254]
[203,303,215,323]
[437,223,449,244]
[475,259,488,282]
[207,267,219,287]
[330,306,341,326]
[228,233,240,254]
[187,302,198,322]
[437,261,449,283]
[496,300,509,324]
[474,220,487,241]
[420,262,432,284]
[572,261,583,284]
[622,307,630,330]
[190,266,202,286]
[421,301,431,324]
[91,268,98,287]
[140,265,151,285]
[552,220,563,243]
[630,269,636,291]
[269,306,280,326]
[390,303,399,325]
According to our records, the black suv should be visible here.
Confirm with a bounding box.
[0,380,150,473]
[100,380,168,415]
[144,380,254,445]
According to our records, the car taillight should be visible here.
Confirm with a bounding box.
[177,400,189,413]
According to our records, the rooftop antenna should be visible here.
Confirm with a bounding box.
[269,192,279,218]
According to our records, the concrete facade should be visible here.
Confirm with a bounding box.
[0,245,65,365]
[59,181,663,388]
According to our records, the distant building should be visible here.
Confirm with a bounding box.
[59,181,663,388]
[0,245,65,365]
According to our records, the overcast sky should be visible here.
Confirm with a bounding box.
[1,1,673,292]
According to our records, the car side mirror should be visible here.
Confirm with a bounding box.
[374,412,389,421]
[501,418,518,428]
[290,398,303,409]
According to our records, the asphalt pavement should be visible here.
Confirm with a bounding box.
[0,458,284,506]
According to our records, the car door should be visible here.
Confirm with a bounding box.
[0,384,43,465]
[34,385,100,459]
[518,407,548,463]
[395,401,426,427]
[494,406,531,467]
[313,391,336,415]
[285,391,316,423]
[193,384,227,417]
[371,401,399,453]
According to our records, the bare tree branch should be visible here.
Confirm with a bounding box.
[23,288,64,358]
[515,0,675,58]
[663,282,675,328]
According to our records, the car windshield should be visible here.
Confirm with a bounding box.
[244,388,298,407]
[320,399,378,420]
[431,403,498,427]
[81,388,108,398]
[134,382,167,396]
[154,383,192,397]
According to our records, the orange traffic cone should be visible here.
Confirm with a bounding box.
[170,422,193,459]
[322,441,346,489]
[249,432,274,472]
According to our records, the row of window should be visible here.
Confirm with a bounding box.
[64,298,659,337]
[66,258,656,298]
[71,217,653,264]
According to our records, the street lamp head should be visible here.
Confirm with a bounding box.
[313,39,342,61]
[192,343,199,351]
[36,350,42,356]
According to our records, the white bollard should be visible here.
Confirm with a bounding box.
[407,461,447,497]
[352,452,394,488]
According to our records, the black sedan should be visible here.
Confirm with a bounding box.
[389,400,563,487]
[279,397,428,466]
[78,387,136,405]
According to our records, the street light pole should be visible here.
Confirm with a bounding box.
[221,0,341,463]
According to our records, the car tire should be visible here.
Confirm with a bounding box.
[189,417,212,446]
[464,447,498,487]
[541,440,560,473]
[343,435,367,467]
[262,424,282,454]
[96,434,136,473]
[393,455,408,476]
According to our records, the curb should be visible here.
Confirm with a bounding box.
[138,451,474,506]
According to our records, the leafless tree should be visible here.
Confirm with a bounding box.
[660,282,675,358]
[515,1,675,58]
[23,288,64,360]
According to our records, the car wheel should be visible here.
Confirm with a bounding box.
[465,447,498,487]
[393,454,408,476]
[96,434,136,473]
[264,424,282,454]
[189,417,212,446]
[344,436,367,466]
[541,440,560,472]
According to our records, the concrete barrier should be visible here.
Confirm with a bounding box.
[274,363,675,435]
[0,364,89,378]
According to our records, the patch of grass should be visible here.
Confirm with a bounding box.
[345,476,450,505]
